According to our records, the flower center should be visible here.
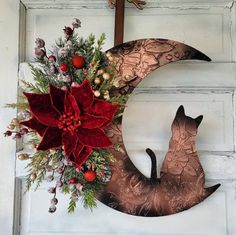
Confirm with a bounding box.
[58,112,81,132]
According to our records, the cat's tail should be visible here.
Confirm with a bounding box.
[204,184,221,197]
[146,148,159,183]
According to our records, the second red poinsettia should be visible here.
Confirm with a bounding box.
[21,79,119,169]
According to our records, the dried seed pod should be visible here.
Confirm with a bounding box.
[30,173,37,181]
[18,153,30,161]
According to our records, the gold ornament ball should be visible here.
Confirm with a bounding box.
[103,73,110,80]
[18,153,29,160]
[97,69,104,75]
[11,118,19,125]
[94,90,101,97]
[94,77,101,85]
[30,173,37,181]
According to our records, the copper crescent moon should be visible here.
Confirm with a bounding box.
[96,38,220,216]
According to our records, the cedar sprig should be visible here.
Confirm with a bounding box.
[82,189,97,210]
[5,102,29,110]
[68,198,77,213]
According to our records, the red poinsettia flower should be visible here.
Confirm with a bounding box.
[21,79,119,169]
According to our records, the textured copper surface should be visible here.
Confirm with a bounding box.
[96,39,220,216]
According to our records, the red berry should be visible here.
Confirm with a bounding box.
[14,133,22,139]
[63,27,73,36]
[72,55,85,68]
[69,177,77,184]
[48,55,56,63]
[60,63,69,72]
[84,170,96,182]
[4,130,12,137]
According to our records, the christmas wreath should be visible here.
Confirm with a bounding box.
[4,19,127,213]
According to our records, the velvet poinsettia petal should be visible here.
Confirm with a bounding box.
[73,141,84,157]
[23,92,60,127]
[62,131,78,157]
[81,113,109,129]
[64,92,80,118]
[68,144,92,170]
[91,99,119,127]
[21,117,47,136]
[77,127,112,148]
[37,127,62,150]
[49,84,66,114]
[73,145,92,169]
[71,79,94,111]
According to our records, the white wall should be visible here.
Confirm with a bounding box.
[0,0,19,235]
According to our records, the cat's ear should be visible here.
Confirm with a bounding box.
[176,105,185,118]
[195,115,203,128]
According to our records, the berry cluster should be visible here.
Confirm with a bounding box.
[4,118,29,139]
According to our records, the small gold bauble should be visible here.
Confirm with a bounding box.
[97,69,104,75]
[103,73,110,80]
[18,153,29,160]
[30,173,37,181]
[7,124,15,130]
[94,77,101,85]
[94,90,101,97]
[11,118,19,125]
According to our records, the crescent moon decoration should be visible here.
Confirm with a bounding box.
[96,38,220,216]
[4,21,221,216]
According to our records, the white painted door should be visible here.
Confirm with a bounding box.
[1,0,236,235]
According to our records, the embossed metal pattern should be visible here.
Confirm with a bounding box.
[96,39,220,216]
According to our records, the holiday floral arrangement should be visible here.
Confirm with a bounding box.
[4,19,127,213]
